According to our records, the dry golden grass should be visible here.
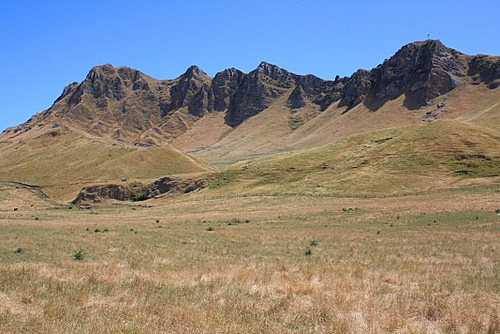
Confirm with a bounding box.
[0,127,210,201]
[1,191,498,333]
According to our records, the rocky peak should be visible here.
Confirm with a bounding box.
[181,65,209,80]
[213,67,246,82]
[64,64,135,105]
[161,66,211,116]
[339,40,474,110]
[86,64,117,79]
[210,68,247,111]
[257,61,291,79]
[393,40,467,102]
[225,62,297,126]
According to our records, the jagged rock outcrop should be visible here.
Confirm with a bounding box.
[371,40,468,106]
[71,184,131,204]
[287,74,345,111]
[225,62,346,126]
[71,176,207,204]
[210,68,247,111]
[339,69,372,108]
[225,62,297,126]
[144,176,207,198]
[163,65,211,116]
[340,40,476,110]
[287,85,307,109]
[64,65,147,106]
[468,54,500,89]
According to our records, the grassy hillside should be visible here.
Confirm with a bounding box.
[206,120,499,197]
[0,127,211,201]
[0,182,59,211]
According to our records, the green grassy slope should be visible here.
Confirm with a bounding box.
[206,120,499,197]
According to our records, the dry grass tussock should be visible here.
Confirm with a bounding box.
[0,192,499,333]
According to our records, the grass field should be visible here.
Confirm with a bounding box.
[0,191,498,333]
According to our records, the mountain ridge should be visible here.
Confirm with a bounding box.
[4,39,498,147]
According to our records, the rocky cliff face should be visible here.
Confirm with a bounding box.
[225,62,296,126]
[71,176,207,204]
[71,184,131,204]
[468,54,500,89]
[340,40,476,110]
[339,69,371,108]
[209,68,247,112]
[4,40,498,143]
[369,40,469,107]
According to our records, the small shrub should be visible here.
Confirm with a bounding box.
[305,249,312,256]
[289,117,304,130]
[94,228,101,233]
[73,249,85,261]
[228,218,239,225]
[14,247,23,254]
[310,240,318,247]
[129,181,148,201]
[206,226,214,232]
[128,328,139,334]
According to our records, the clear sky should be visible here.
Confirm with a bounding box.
[1,0,499,131]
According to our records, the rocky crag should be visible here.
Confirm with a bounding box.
[3,40,499,145]
[71,176,207,204]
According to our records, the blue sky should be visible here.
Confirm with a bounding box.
[1,0,499,131]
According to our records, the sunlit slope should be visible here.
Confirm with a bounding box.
[0,127,211,201]
[207,120,499,197]
[0,182,59,211]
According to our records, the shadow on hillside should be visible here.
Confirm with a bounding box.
[361,92,423,112]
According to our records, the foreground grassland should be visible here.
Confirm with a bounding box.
[0,192,499,333]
